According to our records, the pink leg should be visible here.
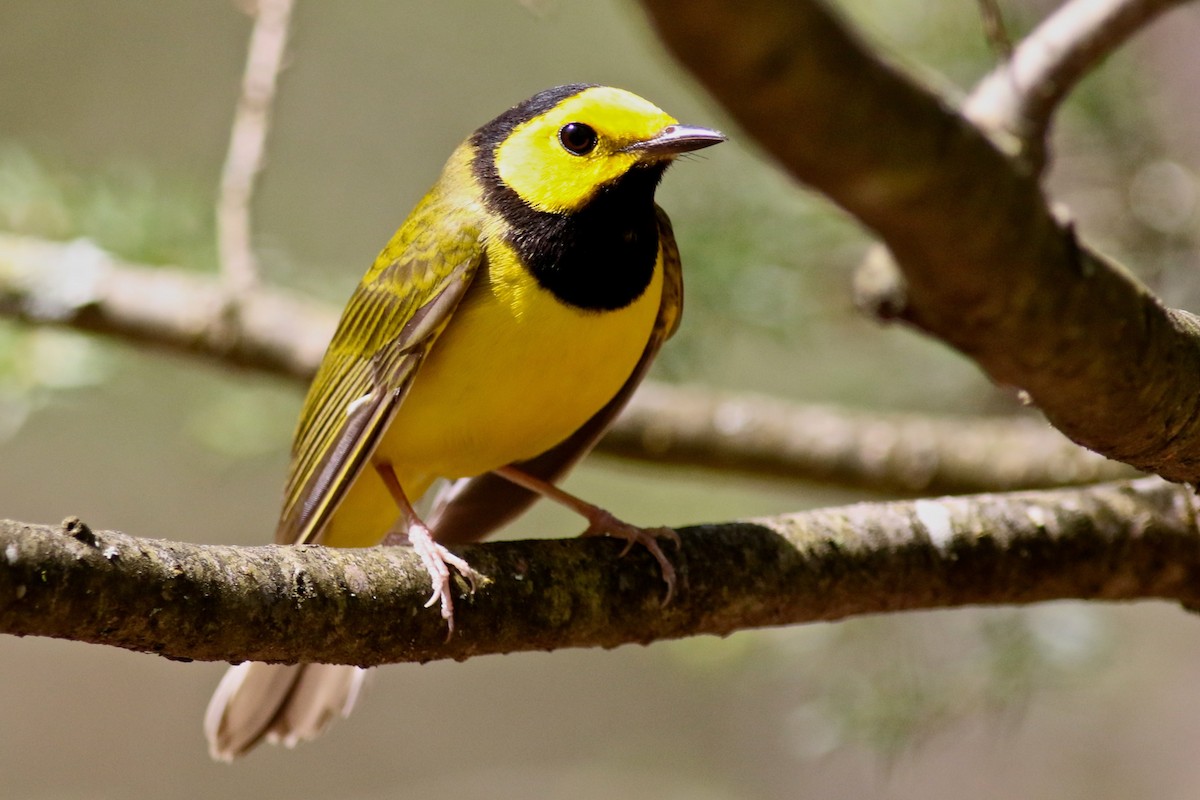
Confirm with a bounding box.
[375,461,481,634]
[493,465,680,604]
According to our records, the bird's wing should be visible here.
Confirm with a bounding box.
[426,206,684,544]
[276,224,483,545]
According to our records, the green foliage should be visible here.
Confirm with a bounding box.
[0,145,238,450]
[0,322,109,443]
[0,143,215,268]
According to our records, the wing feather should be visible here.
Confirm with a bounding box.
[276,225,482,545]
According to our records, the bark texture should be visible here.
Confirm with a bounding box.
[2,478,1196,665]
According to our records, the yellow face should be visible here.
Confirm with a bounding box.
[493,86,678,215]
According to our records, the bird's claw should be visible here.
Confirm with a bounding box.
[581,510,680,605]
[387,524,483,636]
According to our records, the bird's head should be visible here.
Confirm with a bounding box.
[472,84,725,215]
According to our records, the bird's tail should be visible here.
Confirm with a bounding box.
[204,661,367,761]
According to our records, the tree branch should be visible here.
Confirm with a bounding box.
[0,232,1132,493]
[605,381,1135,493]
[0,234,334,380]
[964,0,1188,169]
[638,0,1200,483]
[2,477,1195,665]
[217,0,295,299]
[856,0,1189,365]
[973,0,1015,63]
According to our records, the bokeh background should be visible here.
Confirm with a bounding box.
[3,1,1200,798]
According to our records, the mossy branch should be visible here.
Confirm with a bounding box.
[1,478,1196,665]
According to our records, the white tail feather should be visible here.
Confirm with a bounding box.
[205,662,367,761]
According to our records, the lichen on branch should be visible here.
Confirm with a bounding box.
[2,478,1196,665]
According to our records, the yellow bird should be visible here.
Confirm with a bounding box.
[205,84,724,759]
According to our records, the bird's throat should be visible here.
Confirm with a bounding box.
[482,165,666,312]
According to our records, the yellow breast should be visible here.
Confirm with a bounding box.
[320,237,663,548]
[386,237,663,478]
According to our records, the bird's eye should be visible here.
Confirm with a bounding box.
[558,122,598,155]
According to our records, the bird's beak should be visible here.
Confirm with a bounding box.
[624,124,726,159]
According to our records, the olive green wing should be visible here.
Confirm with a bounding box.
[425,206,683,544]
[276,224,483,545]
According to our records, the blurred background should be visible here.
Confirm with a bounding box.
[2,1,1200,797]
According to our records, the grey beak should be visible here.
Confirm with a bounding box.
[624,124,727,157]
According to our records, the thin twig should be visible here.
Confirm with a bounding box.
[216,0,295,299]
[975,0,1014,61]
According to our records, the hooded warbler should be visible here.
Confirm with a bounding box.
[205,84,724,760]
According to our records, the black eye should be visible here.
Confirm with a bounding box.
[558,122,597,155]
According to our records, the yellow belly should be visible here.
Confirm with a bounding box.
[321,240,663,547]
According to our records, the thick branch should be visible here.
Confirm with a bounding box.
[639,0,1200,483]
[2,478,1196,665]
[0,233,1131,493]
[857,0,1187,371]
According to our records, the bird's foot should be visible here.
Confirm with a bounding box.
[489,466,680,604]
[580,510,680,605]
[384,523,482,635]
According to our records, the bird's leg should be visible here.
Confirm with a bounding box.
[375,461,481,633]
[492,465,680,604]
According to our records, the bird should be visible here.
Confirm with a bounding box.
[204,84,724,760]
